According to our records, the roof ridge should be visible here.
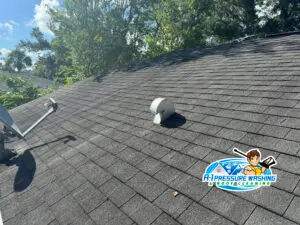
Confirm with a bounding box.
[121,30,300,73]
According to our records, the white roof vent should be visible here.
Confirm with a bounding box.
[150,98,175,124]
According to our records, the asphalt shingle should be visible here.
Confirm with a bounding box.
[121,195,161,225]
[21,203,55,225]
[276,154,300,175]
[188,122,222,136]
[170,173,211,201]
[245,207,298,225]
[100,178,136,207]
[136,157,166,175]
[61,171,87,192]
[200,187,256,224]
[78,161,112,187]
[154,165,183,185]
[215,127,246,141]
[72,182,107,213]
[154,188,193,218]
[42,181,69,206]
[234,186,294,215]
[284,196,300,224]
[94,153,119,168]
[117,147,148,166]
[90,200,133,225]
[161,151,198,171]
[151,213,181,225]
[2,34,300,225]
[272,168,300,192]
[50,195,91,225]
[107,160,139,182]
[186,160,209,179]
[258,124,290,138]
[178,202,235,225]
[127,172,167,201]
[183,144,212,159]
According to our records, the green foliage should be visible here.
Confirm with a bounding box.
[49,0,154,78]
[18,27,51,52]
[0,74,53,109]
[3,0,299,88]
[0,92,25,110]
[254,0,300,33]
[33,54,57,80]
[144,0,250,53]
[3,49,32,72]
[55,65,86,86]
[17,27,56,81]
[39,87,54,96]
[6,76,28,93]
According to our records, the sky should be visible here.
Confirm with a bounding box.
[0,0,60,60]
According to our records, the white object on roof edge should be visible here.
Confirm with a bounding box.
[0,103,23,138]
[0,210,3,225]
[150,98,175,124]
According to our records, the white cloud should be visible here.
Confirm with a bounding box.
[0,48,11,66]
[0,48,11,57]
[0,22,13,33]
[0,20,18,39]
[34,0,59,35]
[8,20,18,26]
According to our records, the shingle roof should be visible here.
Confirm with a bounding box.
[1,34,300,225]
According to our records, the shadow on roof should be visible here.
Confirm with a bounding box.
[161,112,186,129]
[30,135,77,150]
[41,135,77,145]
[7,151,36,192]
[1,135,76,192]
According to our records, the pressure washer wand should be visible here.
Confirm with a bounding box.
[233,148,247,157]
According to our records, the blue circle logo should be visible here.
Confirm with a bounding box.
[203,157,276,191]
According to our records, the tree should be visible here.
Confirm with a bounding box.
[242,0,259,35]
[145,0,248,53]
[16,0,300,86]
[17,27,57,79]
[0,52,3,69]
[33,54,57,80]
[256,0,300,33]
[48,0,155,77]
[3,49,32,72]
[18,27,51,52]
[278,0,300,31]
[0,74,53,109]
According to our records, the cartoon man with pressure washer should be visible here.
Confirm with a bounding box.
[233,148,277,176]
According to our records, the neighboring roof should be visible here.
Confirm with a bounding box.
[0,71,54,91]
[1,34,300,225]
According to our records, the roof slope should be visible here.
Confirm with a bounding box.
[1,34,300,225]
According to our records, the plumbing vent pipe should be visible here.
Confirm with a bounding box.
[150,98,175,124]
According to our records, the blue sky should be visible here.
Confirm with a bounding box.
[0,0,59,58]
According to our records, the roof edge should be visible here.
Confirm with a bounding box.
[265,30,300,38]
[119,30,300,73]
